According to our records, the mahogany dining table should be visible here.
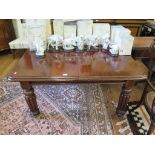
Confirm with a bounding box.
[7,50,148,116]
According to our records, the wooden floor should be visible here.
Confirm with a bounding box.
[0,52,20,79]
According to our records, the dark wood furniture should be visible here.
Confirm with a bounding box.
[0,19,15,52]
[140,20,155,36]
[7,50,148,116]
[128,79,155,134]
[132,37,155,58]
[132,37,155,81]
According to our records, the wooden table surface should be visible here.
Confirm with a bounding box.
[8,50,148,82]
[7,50,148,116]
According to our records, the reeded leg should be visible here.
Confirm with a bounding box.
[20,81,40,116]
[116,80,134,116]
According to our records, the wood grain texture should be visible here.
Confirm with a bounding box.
[116,80,134,115]
[93,19,147,24]
[20,81,40,115]
[132,37,155,59]
[0,20,15,51]
[6,50,148,116]
[133,37,155,49]
[7,50,148,82]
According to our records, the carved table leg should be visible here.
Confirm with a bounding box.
[116,80,134,116]
[20,82,40,116]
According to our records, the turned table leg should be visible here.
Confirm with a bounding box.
[20,82,40,116]
[116,80,134,116]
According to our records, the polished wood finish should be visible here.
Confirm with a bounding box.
[115,20,147,24]
[8,50,148,82]
[116,80,134,116]
[132,37,155,59]
[7,50,148,116]
[93,19,116,24]
[132,37,155,81]
[93,19,147,24]
[133,37,155,50]
[0,19,15,51]
[20,81,40,115]
[0,52,146,106]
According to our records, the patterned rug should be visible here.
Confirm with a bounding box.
[0,81,149,135]
[127,104,155,135]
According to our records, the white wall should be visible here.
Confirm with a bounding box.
[12,19,23,38]
[12,19,52,39]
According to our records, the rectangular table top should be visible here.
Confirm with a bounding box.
[7,50,148,82]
